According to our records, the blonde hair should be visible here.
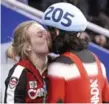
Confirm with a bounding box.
[6,20,37,61]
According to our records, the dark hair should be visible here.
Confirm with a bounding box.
[47,26,57,40]
[50,30,90,54]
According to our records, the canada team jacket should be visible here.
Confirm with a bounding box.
[47,50,109,103]
[4,59,47,103]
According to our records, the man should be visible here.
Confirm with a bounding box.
[42,2,109,103]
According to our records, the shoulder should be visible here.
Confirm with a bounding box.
[48,61,80,80]
[12,64,25,77]
[9,64,26,76]
[5,64,27,84]
[100,63,107,78]
[54,55,73,64]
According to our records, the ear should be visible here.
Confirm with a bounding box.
[27,46,31,51]
[25,43,32,51]
[27,48,31,51]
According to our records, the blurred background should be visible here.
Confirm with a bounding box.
[1,0,109,103]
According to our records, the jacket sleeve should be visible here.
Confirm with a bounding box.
[47,63,65,103]
[102,78,109,103]
[4,65,26,104]
[101,63,109,103]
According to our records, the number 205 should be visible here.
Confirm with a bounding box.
[44,6,74,27]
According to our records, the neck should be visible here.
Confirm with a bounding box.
[28,52,48,74]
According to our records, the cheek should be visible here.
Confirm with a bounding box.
[34,43,49,53]
[31,38,48,49]
[46,33,52,44]
[47,38,52,49]
[31,38,42,45]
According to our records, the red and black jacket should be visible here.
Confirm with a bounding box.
[4,59,47,103]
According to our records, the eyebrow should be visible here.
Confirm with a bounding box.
[37,30,48,33]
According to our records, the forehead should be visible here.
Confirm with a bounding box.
[27,23,46,34]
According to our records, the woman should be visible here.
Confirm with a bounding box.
[42,2,109,103]
[4,20,52,103]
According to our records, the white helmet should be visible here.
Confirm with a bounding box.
[42,2,87,32]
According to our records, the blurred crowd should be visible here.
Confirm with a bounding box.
[17,0,109,50]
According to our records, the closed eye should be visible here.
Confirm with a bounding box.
[38,34,43,38]
[37,31,43,37]
[37,30,48,38]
